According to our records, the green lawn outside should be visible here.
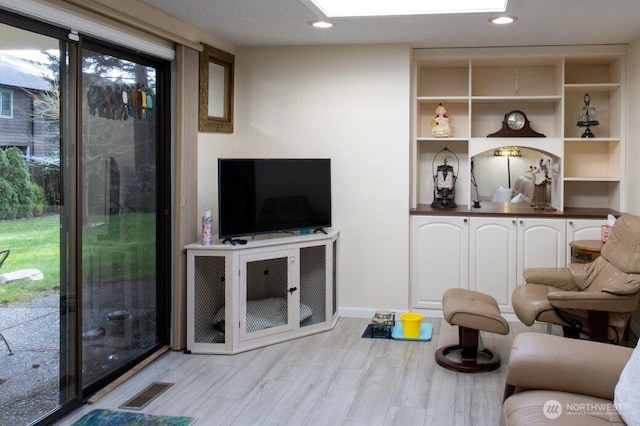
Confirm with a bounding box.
[0,215,60,303]
[82,213,157,284]
[0,213,156,304]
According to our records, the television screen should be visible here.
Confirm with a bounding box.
[218,158,331,239]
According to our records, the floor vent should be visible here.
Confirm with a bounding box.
[119,382,174,410]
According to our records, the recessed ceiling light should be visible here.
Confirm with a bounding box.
[305,0,508,18]
[490,15,517,24]
[310,20,334,29]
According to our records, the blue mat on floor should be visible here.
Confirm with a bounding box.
[361,322,433,341]
[391,322,432,341]
[72,409,196,425]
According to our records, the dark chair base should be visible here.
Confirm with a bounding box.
[0,332,13,355]
[560,310,615,344]
[435,326,500,373]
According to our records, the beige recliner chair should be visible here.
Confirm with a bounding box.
[502,332,636,425]
[512,214,640,343]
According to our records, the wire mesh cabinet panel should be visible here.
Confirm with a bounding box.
[239,249,295,341]
[185,229,339,354]
[300,245,327,328]
[186,250,232,354]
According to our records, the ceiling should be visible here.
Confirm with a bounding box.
[138,0,640,48]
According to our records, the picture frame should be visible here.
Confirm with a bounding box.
[199,43,234,133]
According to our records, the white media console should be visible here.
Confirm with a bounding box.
[185,229,339,354]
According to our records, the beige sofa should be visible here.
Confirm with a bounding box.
[502,332,637,425]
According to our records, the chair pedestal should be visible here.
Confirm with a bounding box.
[436,288,509,373]
[0,332,13,355]
[435,326,500,373]
[562,310,611,343]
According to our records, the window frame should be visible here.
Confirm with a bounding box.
[0,88,13,118]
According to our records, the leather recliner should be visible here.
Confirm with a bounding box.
[512,214,640,343]
[502,332,633,425]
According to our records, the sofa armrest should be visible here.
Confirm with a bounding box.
[506,332,632,401]
[523,267,577,291]
[547,290,639,312]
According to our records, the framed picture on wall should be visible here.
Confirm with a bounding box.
[199,43,234,133]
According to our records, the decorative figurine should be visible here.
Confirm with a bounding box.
[528,159,556,212]
[430,103,451,138]
[577,93,599,138]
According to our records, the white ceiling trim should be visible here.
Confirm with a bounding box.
[0,0,176,60]
[303,0,508,18]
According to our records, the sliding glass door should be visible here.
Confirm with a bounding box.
[0,11,170,424]
[0,18,72,426]
[80,43,169,393]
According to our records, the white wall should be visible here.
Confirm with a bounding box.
[627,38,640,216]
[197,44,412,313]
[626,36,640,334]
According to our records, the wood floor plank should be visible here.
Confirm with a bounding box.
[302,368,366,426]
[223,379,291,425]
[343,345,408,426]
[56,317,553,426]
[210,341,293,400]
[339,335,380,370]
[384,406,427,425]
[390,339,437,409]
[262,364,339,425]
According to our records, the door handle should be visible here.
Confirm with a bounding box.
[288,287,298,294]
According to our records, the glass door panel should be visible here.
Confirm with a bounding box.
[80,48,161,387]
[0,21,73,425]
[0,12,170,423]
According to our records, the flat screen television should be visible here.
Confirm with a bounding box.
[218,158,331,240]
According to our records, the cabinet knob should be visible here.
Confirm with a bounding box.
[512,220,516,225]
[569,221,574,226]
[519,220,524,225]
[464,218,468,223]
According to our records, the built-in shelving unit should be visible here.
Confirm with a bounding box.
[411,46,626,213]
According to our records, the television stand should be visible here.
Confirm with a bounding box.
[185,229,339,354]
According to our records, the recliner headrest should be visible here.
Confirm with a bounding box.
[601,214,640,274]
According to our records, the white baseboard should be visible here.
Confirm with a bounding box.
[337,307,518,323]
[411,308,518,322]
[338,307,407,318]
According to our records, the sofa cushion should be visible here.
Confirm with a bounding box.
[614,342,640,425]
[502,390,625,425]
[492,186,514,202]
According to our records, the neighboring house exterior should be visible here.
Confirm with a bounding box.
[0,53,58,158]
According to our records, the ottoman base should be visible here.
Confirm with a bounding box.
[436,289,509,373]
[435,326,501,373]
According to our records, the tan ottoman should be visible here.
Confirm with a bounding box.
[436,288,510,372]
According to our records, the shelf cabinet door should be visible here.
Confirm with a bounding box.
[517,218,566,281]
[239,249,297,341]
[410,215,469,310]
[567,219,606,241]
[469,217,517,312]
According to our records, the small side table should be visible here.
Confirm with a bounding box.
[569,239,604,264]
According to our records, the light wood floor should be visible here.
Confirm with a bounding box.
[57,317,548,426]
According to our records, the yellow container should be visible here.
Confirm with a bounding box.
[400,312,422,338]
